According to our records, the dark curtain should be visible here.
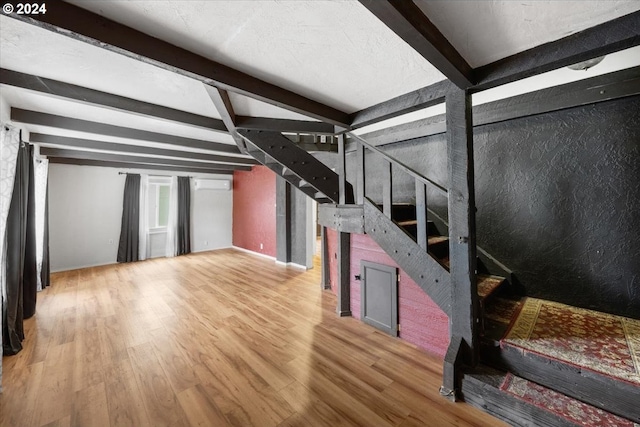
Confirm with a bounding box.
[176,176,191,255]
[3,142,38,355]
[40,178,50,289]
[117,174,140,263]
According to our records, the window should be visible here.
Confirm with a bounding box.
[148,178,171,230]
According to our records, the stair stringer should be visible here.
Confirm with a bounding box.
[238,129,353,204]
[364,198,451,316]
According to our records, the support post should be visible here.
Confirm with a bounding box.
[337,133,347,205]
[356,142,365,205]
[276,177,291,264]
[415,181,428,250]
[320,226,331,290]
[337,231,351,317]
[382,159,392,218]
[444,87,478,391]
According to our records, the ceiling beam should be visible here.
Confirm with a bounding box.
[474,11,640,91]
[6,2,351,126]
[39,147,251,171]
[0,68,227,132]
[350,79,452,129]
[30,133,257,165]
[236,116,335,135]
[204,85,247,153]
[11,108,241,154]
[48,157,233,175]
[358,0,473,89]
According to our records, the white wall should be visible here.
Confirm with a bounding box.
[191,179,233,252]
[48,164,233,271]
[0,95,9,123]
[48,164,124,271]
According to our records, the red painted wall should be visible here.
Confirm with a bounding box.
[233,166,277,257]
[327,231,450,358]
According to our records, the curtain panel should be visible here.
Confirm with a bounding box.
[3,141,38,355]
[176,176,191,256]
[165,176,178,257]
[138,174,149,261]
[117,174,141,263]
[0,125,21,391]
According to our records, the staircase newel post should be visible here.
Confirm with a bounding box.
[443,87,479,397]
[336,131,351,316]
[356,142,365,205]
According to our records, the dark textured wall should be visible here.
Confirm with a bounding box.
[349,95,640,319]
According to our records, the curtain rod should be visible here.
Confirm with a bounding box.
[118,172,193,178]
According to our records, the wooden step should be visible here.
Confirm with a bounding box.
[462,366,637,427]
[481,298,640,422]
[477,274,505,302]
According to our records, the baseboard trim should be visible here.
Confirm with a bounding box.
[232,246,277,261]
[275,260,309,270]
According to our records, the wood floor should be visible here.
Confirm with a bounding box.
[1,248,505,427]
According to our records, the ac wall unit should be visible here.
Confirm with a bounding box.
[194,179,231,191]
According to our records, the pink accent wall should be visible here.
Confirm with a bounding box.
[329,232,450,359]
[232,166,277,257]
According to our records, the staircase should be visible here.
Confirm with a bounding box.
[238,129,639,426]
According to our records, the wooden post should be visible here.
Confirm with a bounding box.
[337,133,347,205]
[446,87,478,365]
[337,231,351,316]
[356,142,365,204]
[382,159,392,218]
[320,226,331,290]
[415,181,428,250]
[276,177,291,264]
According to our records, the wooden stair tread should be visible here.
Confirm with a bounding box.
[477,275,505,300]
[397,219,417,226]
[428,235,449,245]
[463,366,637,427]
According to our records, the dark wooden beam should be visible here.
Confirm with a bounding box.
[30,133,257,165]
[337,134,347,205]
[12,109,240,154]
[236,116,335,134]
[474,11,640,91]
[203,84,247,153]
[474,65,640,126]
[0,68,227,132]
[446,88,478,366]
[353,65,640,147]
[39,147,250,171]
[276,177,292,264]
[320,226,331,290]
[48,157,233,175]
[5,2,351,126]
[350,79,452,129]
[358,0,473,89]
[337,231,351,317]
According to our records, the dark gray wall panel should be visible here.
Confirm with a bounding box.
[473,96,640,318]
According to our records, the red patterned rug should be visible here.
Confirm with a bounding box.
[502,298,640,386]
[500,373,638,426]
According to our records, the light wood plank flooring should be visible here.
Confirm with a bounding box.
[1,248,505,427]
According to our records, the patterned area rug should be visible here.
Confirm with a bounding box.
[502,298,640,386]
[500,374,639,427]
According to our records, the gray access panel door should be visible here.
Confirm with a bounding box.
[361,261,398,336]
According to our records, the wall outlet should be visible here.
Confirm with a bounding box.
[108,239,113,244]
[204,240,208,246]
[260,243,264,250]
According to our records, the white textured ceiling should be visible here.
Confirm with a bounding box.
[1,0,639,169]
[414,0,640,68]
[66,0,446,113]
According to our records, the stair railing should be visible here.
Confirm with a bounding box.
[348,132,448,251]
